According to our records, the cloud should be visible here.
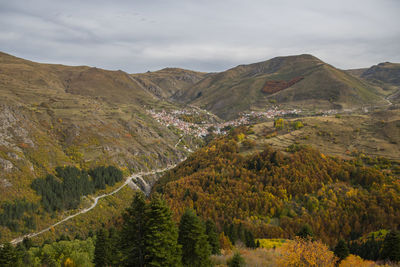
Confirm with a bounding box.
[0,0,399,73]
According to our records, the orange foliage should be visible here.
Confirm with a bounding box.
[339,254,379,267]
[261,76,304,94]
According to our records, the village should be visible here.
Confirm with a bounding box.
[147,106,303,137]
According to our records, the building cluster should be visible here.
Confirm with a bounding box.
[239,107,302,119]
[148,107,302,137]
[147,109,208,137]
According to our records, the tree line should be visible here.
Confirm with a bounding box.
[31,165,123,212]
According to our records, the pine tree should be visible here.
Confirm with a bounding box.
[178,209,212,267]
[121,192,147,267]
[296,224,313,239]
[0,242,17,267]
[94,229,110,267]
[381,230,400,262]
[244,229,256,248]
[144,194,182,267]
[334,239,349,261]
[227,252,245,267]
[205,219,220,255]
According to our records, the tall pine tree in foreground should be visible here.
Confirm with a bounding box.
[94,229,111,267]
[144,194,182,267]
[205,219,220,255]
[121,192,147,267]
[178,209,211,267]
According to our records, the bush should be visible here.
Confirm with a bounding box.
[227,252,245,267]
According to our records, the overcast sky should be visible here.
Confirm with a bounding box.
[0,0,399,73]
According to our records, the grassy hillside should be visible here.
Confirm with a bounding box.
[0,52,205,241]
[248,110,400,161]
[353,62,400,103]
[176,54,385,119]
[131,68,208,99]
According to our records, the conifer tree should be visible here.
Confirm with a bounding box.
[178,209,211,266]
[145,194,182,267]
[0,242,17,267]
[205,219,220,255]
[94,229,110,267]
[334,239,349,261]
[227,252,245,267]
[121,192,147,267]
[296,224,313,239]
[381,230,400,262]
[244,229,256,248]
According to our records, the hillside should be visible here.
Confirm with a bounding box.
[153,128,400,246]
[348,62,400,103]
[0,52,209,241]
[175,54,385,120]
[130,68,208,99]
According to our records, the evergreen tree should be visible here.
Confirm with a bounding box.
[0,242,17,267]
[94,229,110,267]
[296,224,313,239]
[121,192,147,267]
[178,209,211,266]
[205,219,220,255]
[144,194,182,267]
[227,223,238,245]
[334,239,349,261]
[381,230,400,262]
[227,252,245,267]
[244,229,256,248]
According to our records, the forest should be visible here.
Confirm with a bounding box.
[153,127,400,246]
[1,192,399,266]
[31,166,123,212]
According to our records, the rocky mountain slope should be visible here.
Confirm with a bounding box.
[0,52,199,205]
[130,68,208,99]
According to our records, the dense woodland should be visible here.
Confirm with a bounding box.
[153,127,400,246]
[31,166,123,212]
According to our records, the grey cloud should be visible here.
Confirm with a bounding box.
[0,0,399,73]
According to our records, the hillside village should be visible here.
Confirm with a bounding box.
[147,106,302,137]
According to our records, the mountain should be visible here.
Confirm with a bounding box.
[130,68,208,99]
[174,54,385,120]
[0,51,199,212]
[348,62,400,103]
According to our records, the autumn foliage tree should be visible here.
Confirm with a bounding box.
[276,237,337,267]
[153,128,400,246]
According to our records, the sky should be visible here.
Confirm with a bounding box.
[0,0,399,73]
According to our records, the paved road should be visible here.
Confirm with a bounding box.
[10,164,179,245]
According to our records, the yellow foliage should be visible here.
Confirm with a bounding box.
[276,237,337,267]
[237,133,246,142]
[257,238,286,249]
[339,254,379,267]
[219,232,233,251]
[64,257,76,267]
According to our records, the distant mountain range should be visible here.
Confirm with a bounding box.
[135,54,398,120]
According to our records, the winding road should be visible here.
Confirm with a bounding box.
[10,163,181,245]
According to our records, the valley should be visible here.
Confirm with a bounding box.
[0,51,399,266]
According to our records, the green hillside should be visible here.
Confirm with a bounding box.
[350,62,400,103]
[176,54,385,119]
